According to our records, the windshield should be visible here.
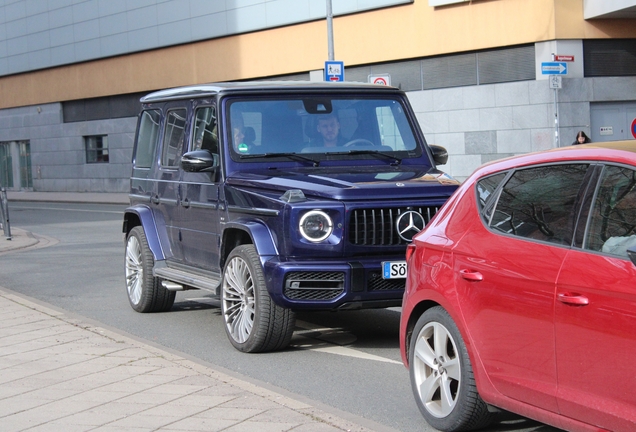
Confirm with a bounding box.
[227,97,421,162]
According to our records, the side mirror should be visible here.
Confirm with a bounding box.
[429,144,449,166]
[180,150,219,172]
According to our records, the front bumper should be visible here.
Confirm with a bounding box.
[262,257,405,310]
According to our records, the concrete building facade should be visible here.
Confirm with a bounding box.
[0,0,635,191]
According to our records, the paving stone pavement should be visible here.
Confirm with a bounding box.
[0,289,378,432]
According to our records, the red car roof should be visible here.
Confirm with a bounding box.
[470,140,636,181]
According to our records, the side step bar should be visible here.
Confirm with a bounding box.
[153,263,221,293]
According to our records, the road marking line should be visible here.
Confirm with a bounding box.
[292,320,401,364]
[187,297,402,364]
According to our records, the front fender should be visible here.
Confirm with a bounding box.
[123,205,167,261]
[223,219,279,260]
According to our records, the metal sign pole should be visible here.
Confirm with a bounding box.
[326,0,334,61]
[554,87,560,147]
[0,187,11,240]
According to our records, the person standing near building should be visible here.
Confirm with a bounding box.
[573,131,592,145]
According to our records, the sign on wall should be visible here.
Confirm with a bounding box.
[369,74,391,86]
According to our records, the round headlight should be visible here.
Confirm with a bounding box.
[299,210,333,242]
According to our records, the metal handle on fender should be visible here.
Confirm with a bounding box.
[557,293,589,306]
[460,269,482,281]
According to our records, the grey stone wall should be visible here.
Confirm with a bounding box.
[0,103,135,192]
[0,75,634,192]
[407,76,636,182]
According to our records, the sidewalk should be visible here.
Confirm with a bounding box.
[0,192,392,432]
[0,289,380,432]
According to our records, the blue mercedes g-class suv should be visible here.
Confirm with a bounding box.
[123,81,458,353]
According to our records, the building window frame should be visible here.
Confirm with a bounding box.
[85,135,109,163]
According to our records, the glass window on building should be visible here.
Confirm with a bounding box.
[0,143,13,188]
[85,135,109,163]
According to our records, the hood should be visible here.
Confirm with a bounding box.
[226,166,460,201]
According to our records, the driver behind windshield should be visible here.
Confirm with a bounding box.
[315,113,347,148]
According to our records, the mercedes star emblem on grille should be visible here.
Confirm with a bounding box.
[396,211,426,242]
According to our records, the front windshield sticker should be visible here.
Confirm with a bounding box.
[237,143,249,153]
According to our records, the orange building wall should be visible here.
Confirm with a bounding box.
[1,0,635,109]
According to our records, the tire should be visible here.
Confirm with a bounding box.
[409,306,493,432]
[125,226,176,313]
[221,244,296,353]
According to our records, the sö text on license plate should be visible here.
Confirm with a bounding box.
[382,261,407,279]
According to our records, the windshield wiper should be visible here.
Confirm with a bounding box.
[239,152,320,167]
[325,149,402,165]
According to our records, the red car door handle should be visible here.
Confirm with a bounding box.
[557,293,589,306]
[460,269,483,281]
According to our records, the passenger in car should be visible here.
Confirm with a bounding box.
[232,115,251,154]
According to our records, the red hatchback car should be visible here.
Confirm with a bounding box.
[400,141,636,432]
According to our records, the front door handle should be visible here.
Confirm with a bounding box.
[557,293,589,306]
[460,269,483,282]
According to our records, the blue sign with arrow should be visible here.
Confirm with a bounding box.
[541,62,568,75]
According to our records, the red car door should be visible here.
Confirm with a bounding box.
[556,251,636,431]
[555,164,636,431]
[453,222,563,413]
[454,164,593,413]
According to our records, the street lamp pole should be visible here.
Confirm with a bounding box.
[326,0,334,61]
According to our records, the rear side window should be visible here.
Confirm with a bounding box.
[134,110,161,168]
[585,165,636,258]
[476,172,507,223]
[488,164,590,245]
[161,108,187,167]
[192,106,218,153]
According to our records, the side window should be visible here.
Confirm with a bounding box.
[134,110,161,168]
[230,102,263,154]
[374,105,416,151]
[192,106,218,153]
[476,172,507,223]
[585,166,636,258]
[161,108,187,167]
[488,164,590,244]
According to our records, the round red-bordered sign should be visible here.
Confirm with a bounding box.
[631,118,636,139]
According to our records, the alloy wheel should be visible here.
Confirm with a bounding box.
[222,255,255,343]
[412,321,461,418]
[125,235,143,306]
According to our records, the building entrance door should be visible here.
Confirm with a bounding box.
[590,101,636,142]
[0,141,32,190]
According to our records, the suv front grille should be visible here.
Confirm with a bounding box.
[284,271,345,301]
[349,206,439,246]
[368,271,407,291]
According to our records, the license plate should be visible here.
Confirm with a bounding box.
[382,261,407,279]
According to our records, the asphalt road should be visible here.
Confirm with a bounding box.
[0,202,560,432]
